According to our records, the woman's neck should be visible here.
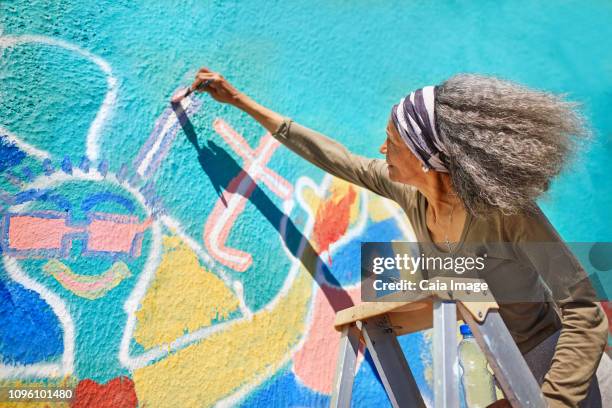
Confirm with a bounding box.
[417,172,463,222]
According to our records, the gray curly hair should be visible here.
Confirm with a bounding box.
[434,74,589,217]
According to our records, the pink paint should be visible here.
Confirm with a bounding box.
[214,119,293,199]
[5,212,151,257]
[50,265,118,292]
[293,284,362,394]
[7,214,85,250]
[204,171,258,271]
[313,187,356,256]
[87,214,152,254]
[203,119,293,272]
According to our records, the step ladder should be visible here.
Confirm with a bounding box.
[330,277,548,408]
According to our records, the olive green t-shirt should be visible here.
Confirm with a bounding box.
[272,119,608,408]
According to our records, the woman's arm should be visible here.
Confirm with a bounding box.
[509,208,608,407]
[190,68,284,133]
[190,68,409,200]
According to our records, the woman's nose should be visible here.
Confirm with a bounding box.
[379,141,387,155]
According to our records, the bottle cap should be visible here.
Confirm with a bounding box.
[460,324,472,336]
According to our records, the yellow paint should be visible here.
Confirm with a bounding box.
[134,236,240,348]
[0,377,76,408]
[303,178,361,226]
[133,264,312,407]
[368,194,397,222]
[329,179,360,224]
[43,259,131,300]
[302,187,321,215]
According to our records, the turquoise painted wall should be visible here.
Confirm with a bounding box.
[1,1,611,407]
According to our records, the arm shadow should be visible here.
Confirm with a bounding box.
[172,103,355,312]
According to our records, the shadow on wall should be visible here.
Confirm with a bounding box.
[171,102,355,313]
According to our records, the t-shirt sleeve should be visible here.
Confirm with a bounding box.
[271,118,410,201]
[506,207,608,407]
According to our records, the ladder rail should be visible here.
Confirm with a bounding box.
[433,300,459,408]
[330,324,360,408]
[330,279,548,408]
[358,315,426,408]
[458,302,548,408]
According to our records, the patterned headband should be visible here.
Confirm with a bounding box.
[391,86,448,173]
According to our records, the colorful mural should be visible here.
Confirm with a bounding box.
[1,1,611,407]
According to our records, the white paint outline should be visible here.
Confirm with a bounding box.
[205,135,281,269]
[0,34,118,162]
[0,168,160,379]
[0,33,388,401]
[136,97,195,178]
[218,178,421,405]
[215,174,375,406]
[0,125,51,161]
[1,255,75,379]
[213,176,319,407]
[118,187,303,370]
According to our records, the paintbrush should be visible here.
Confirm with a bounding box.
[171,79,213,104]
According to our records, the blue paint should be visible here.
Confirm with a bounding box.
[4,171,23,187]
[240,369,329,408]
[139,181,164,215]
[21,166,34,182]
[61,155,73,174]
[1,1,610,405]
[0,42,107,161]
[81,192,136,213]
[0,190,16,206]
[116,163,129,182]
[352,332,433,407]
[128,172,141,187]
[14,179,153,382]
[79,156,90,173]
[0,136,26,172]
[14,188,48,204]
[0,278,63,364]
[14,189,72,211]
[42,158,54,176]
[97,159,108,176]
[352,350,389,408]
[325,217,403,286]
[42,193,72,212]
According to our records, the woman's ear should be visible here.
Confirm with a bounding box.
[380,140,387,154]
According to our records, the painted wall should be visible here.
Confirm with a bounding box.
[1,1,611,407]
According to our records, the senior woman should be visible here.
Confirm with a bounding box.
[188,68,609,407]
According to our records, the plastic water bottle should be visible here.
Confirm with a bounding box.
[458,324,496,407]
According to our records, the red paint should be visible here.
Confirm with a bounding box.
[71,376,137,408]
[313,187,357,256]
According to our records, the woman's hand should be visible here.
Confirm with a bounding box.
[191,67,243,106]
[190,66,284,134]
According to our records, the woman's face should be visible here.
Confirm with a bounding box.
[380,117,423,184]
